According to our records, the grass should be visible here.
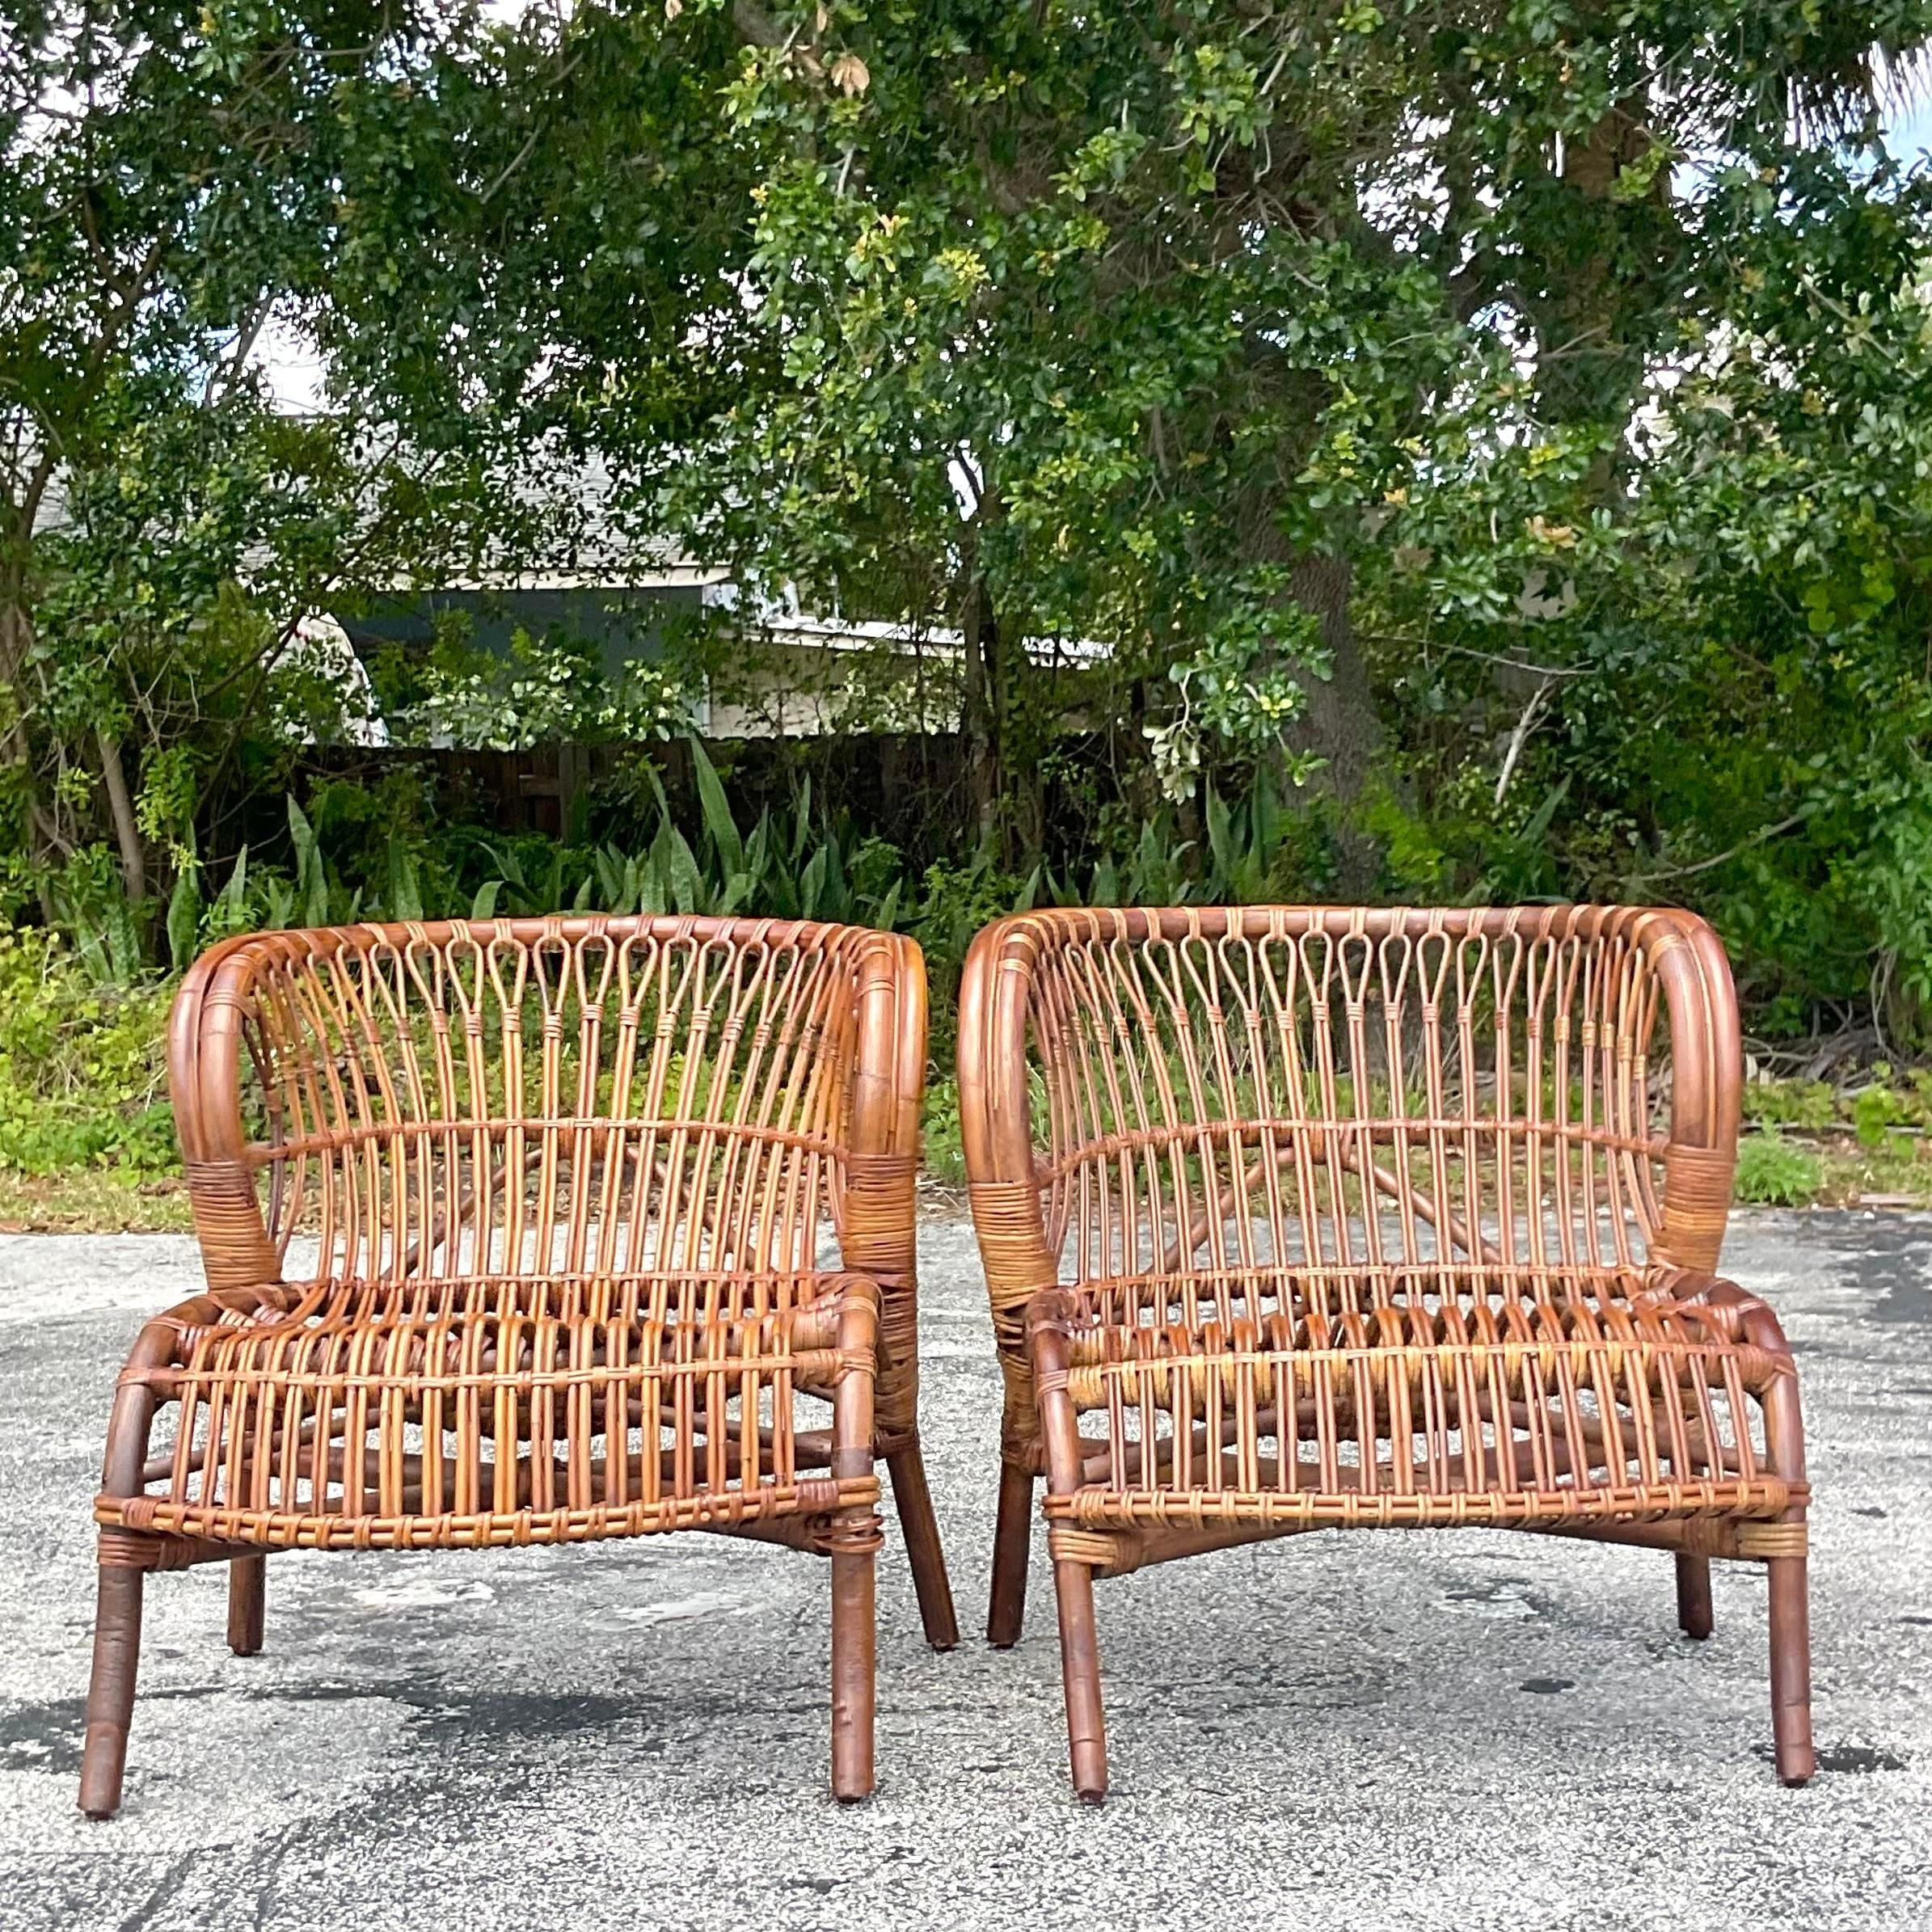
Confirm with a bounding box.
[1738,1065,1932,1208]
[0,1168,196,1234]
[0,932,186,1232]
[1735,1129,1932,1209]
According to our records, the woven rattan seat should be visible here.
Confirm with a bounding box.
[960,905,1813,1799]
[80,917,956,1818]
[97,1270,884,1553]
[1034,1269,1799,1538]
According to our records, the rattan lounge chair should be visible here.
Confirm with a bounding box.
[80,915,956,1818]
[958,905,1812,1800]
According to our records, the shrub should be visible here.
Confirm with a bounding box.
[1851,1074,1905,1151]
[1740,1079,1838,1132]
[922,1076,967,1188]
[0,931,176,1175]
[1733,1132,1822,1209]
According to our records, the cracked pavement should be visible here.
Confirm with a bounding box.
[2,1212,1929,1929]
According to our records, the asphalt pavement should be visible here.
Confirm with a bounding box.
[2,1212,1928,1930]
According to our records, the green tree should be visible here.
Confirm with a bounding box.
[318,1,1932,896]
[17,0,1932,1044]
[1366,143,1932,1040]
[0,1,514,943]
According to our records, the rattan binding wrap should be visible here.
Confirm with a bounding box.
[958,904,1813,1799]
[79,915,956,1818]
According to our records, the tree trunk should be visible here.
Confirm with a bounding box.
[961,570,1001,849]
[1529,101,1660,438]
[96,728,148,905]
[1289,556,1379,803]
[1286,555,1384,896]
[1235,479,1387,896]
[0,591,34,778]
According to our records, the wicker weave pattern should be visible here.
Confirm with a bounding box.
[192,921,868,1281]
[79,916,956,1819]
[99,1272,882,1552]
[959,905,1813,1799]
[1034,1267,1797,1526]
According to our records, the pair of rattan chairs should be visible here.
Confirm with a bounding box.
[79,905,1813,1819]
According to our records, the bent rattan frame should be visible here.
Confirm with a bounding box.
[958,904,1812,1800]
[80,913,957,1819]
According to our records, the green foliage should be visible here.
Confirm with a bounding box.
[547,744,912,928]
[1853,1079,1905,1151]
[1732,1073,1932,1204]
[1,1,559,968]
[0,931,175,1175]
[921,1076,967,1189]
[175,742,921,946]
[1741,1081,1840,1132]
[21,0,1932,1121]
[1733,1133,1824,1209]
[1746,1066,1932,1145]
[912,853,1037,978]
[285,0,1932,1041]
[397,629,702,753]
[46,847,146,986]
[1361,146,1932,1040]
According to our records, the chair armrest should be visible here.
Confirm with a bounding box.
[837,931,927,1437]
[1640,1266,1795,1351]
[168,933,289,1290]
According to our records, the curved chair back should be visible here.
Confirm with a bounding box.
[169,916,926,1300]
[960,905,1740,1373]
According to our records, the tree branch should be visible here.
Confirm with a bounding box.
[1493,676,1554,806]
[1629,815,1808,884]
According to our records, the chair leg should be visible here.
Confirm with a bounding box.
[1052,1555,1108,1803]
[1675,1554,1714,1639]
[1745,1301,1814,1787]
[82,1346,167,1822]
[886,1441,959,1651]
[828,1290,878,1801]
[78,1565,145,1820]
[1031,1297,1109,1800]
[1769,1554,1815,1786]
[988,1456,1034,1647]
[228,1555,266,1656]
[829,1542,876,1801]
